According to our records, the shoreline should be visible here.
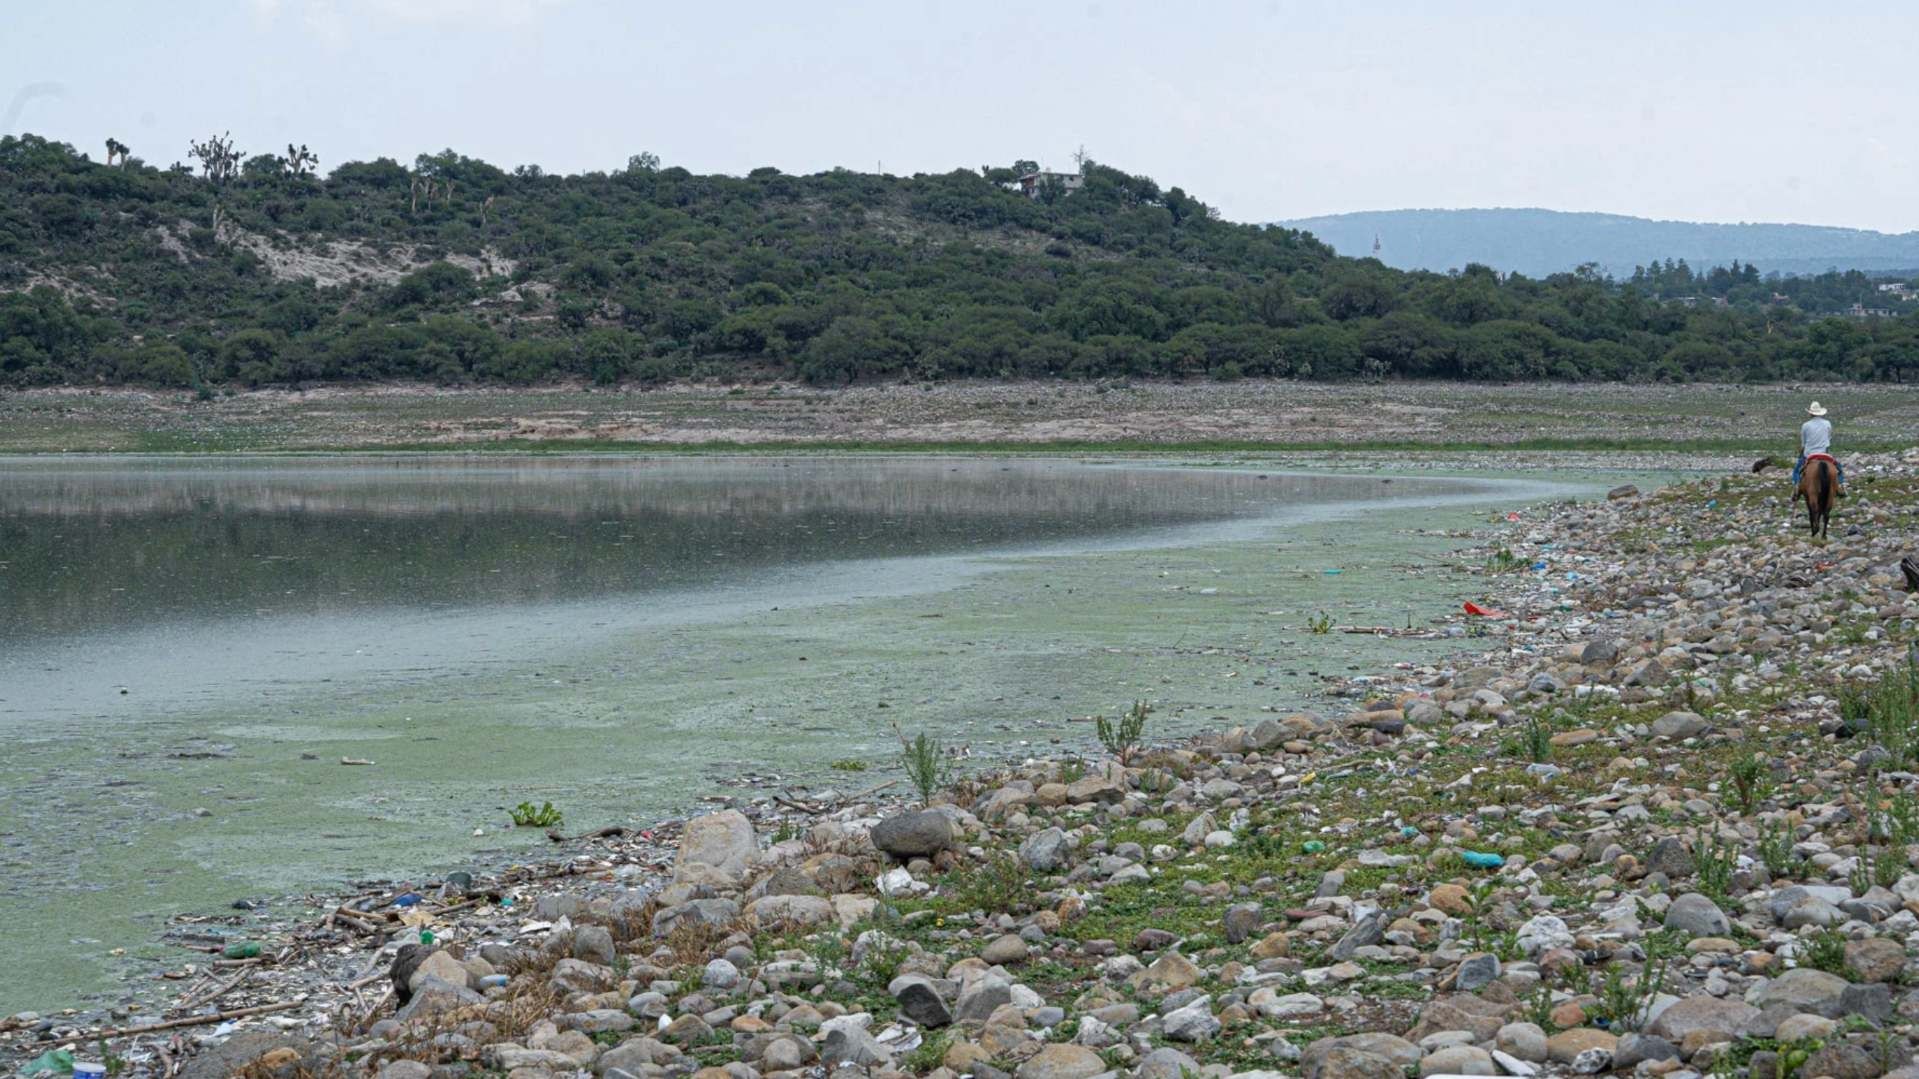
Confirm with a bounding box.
[9,449,1919,1079]
[5,380,1919,456]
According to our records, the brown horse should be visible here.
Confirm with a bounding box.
[1797,455,1838,539]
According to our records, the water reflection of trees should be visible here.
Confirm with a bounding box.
[0,462,1446,641]
[0,460,1396,520]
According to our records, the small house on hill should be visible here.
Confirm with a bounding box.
[1010,170,1083,200]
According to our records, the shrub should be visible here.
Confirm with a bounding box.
[896,726,950,804]
[1096,700,1149,765]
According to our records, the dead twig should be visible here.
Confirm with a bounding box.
[173,966,252,1012]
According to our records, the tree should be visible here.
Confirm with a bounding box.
[103,137,127,167]
[188,132,243,231]
[625,152,660,174]
[188,132,242,186]
[282,143,318,179]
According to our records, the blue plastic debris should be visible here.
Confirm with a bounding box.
[393,892,422,908]
[1460,850,1505,869]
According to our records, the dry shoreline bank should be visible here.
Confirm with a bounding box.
[4,381,1919,455]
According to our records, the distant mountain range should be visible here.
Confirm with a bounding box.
[1279,208,1919,280]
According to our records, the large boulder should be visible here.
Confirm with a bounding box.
[1017,1044,1107,1079]
[1650,711,1710,739]
[1127,951,1201,995]
[1304,1034,1422,1076]
[1750,967,1851,1018]
[1019,827,1070,872]
[892,974,954,1028]
[746,894,834,927]
[674,810,759,886]
[651,898,741,938]
[871,810,956,859]
[1648,994,1762,1041]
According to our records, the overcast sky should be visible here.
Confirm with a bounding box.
[7,1,1918,233]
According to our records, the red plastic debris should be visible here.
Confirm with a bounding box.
[1463,601,1507,618]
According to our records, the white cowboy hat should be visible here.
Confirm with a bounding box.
[1806,401,1828,416]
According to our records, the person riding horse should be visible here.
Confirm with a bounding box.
[1791,401,1845,500]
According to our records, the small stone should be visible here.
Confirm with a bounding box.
[1613,1033,1679,1069]
[1454,952,1501,991]
[701,958,740,990]
[1224,902,1263,944]
[1161,996,1221,1042]
[1427,883,1472,915]
[1419,1046,1496,1077]
[1664,893,1731,936]
[1546,1028,1617,1065]
[981,933,1029,965]
[1845,936,1907,982]
[1495,1022,1549,1063]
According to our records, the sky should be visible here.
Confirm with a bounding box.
[6,1,1919,233]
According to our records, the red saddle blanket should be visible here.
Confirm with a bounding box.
[1805,452,1838,466]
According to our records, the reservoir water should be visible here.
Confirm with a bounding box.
[0,455,1591,1012]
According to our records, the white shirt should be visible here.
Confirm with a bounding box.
[1801,417,1832,457]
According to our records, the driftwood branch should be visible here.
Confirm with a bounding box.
[83,999,304,1040]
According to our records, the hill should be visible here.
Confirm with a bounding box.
[1279,207,1919,280]
[2,134,1917,388]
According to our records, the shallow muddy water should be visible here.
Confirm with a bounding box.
[0,455,1617,1012]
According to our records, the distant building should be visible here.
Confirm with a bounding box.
[1009,170,1084,200]
[1847,302,1895,318]
[1877,282,1916,301]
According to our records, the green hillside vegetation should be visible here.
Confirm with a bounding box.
[3,133,1919,389]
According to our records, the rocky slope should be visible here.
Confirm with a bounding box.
[11,455,1919,1079]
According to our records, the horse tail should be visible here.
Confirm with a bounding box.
[1816,458,1833,511]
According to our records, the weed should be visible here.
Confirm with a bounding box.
[1589,934,1671,1031]
[829,758,869,772]
[1484,548,1528,574]
[1694,829,1736,903]
[1517,714,1553,763]
[1307,610,1333,634]
[1758,820,1797,878]
[771,820,802,844]
[1461,880,1502,955]
[1096,700,1150,766]
[1724,752,1772,815]
[509,800,563,828]
[1849,653,1919,767]
[1057,758,1087,785]
[904,1030,952,1073]
[895,725,952,805]
[1889,789,1919,845]
[1801,927,1848,977]
[1522,981,1559,1035]
[946,853,1029,915]
[805,930,848,981]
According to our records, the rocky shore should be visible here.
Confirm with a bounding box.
[12,452,1919,1079]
